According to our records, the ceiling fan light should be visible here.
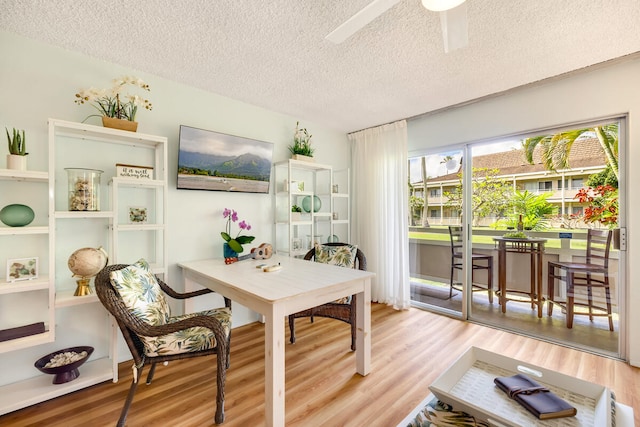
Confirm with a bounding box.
[421,0,466,12]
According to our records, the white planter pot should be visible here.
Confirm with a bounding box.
[6,154,27,170]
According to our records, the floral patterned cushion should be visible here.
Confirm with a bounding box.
[406,398,488,427]
[314,244,357,268]
[109,259,171,326]
[110,259,231,356]
[141,307,232,357]
[314,244,358,304]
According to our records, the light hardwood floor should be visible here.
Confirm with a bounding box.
[2,303,638,426]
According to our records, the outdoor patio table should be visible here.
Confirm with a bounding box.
[492,237,547,317]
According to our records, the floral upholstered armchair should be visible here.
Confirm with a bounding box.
[95,259,231,426]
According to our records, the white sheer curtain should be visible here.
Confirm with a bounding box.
[349,120,410,310]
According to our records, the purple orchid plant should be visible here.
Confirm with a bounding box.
[221,208,255,253]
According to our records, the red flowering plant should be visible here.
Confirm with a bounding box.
[221,208,255,253]
[575,185,618,228]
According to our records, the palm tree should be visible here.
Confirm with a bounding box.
[420,156,429,226]
[522,123,618,181]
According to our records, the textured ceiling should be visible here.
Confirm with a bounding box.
[2,0,640,133]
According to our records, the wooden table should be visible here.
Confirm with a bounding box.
[179,254,375,427]
[493,237,547,317]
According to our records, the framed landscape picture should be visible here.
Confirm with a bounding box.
[177,125,274,193]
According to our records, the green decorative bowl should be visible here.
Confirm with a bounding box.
[0,204,35,227]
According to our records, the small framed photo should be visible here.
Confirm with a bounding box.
[290,180,304,192]
[292,238,302,251]
[7,257,39,282]
[128,206,148,223]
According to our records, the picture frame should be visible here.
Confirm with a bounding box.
[7,257,38,282]
[177,125,274,193]
[292,238,302,251]
[290,180,305,192]
[128,206,148,223]
[116,163,153,180]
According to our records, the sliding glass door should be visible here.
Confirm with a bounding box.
[409,118,625,359]
[408,148,465,318]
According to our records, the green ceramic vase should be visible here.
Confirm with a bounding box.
[302,195,322,213]
[0,204,35,227]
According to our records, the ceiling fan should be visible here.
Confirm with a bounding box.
[325,0,468,53]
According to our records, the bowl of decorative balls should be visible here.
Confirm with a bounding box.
[34,346,94,384]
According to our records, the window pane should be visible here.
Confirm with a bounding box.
[571,178,583,189]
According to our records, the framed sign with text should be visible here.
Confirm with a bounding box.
[116,163,153,180]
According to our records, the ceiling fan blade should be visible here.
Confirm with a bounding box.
[325,0,403,44]
[439,1,468,53]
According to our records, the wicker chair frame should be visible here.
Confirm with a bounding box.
[94,264,232,426]
[287,243,367,351]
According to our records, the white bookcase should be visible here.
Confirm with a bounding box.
[273,159,350,257]
[0,119,167,415]
[0,169,52,354]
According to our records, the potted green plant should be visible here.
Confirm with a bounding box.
[291,204,303,221]
[288,121,314,162]
[5,127,27,170]
[221,208,255,255]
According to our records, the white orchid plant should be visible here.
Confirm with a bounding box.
[74,76,152,122]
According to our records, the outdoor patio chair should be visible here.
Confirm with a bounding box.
[448,225,494,303]
[288,242,366,351]
[95,259,232,426]
[547,228,614,331]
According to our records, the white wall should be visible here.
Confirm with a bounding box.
[0,30,349,377]
[407,57,640,366]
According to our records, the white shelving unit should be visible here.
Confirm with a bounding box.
[0,168,52,353]
[273,160,350,257]
[109,177,167,273]
[330,168,351,244]
[0,119,167,415]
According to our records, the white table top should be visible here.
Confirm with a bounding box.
[179,254,375,305]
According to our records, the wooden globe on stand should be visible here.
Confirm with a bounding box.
[67,246,108,296]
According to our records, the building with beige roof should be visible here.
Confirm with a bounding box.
[410,137,608,227]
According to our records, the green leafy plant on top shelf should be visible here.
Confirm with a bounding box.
[6,127,27,155]
[288,121,314,157]
[291,205,302,213]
